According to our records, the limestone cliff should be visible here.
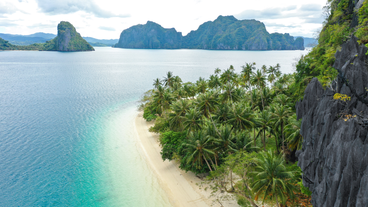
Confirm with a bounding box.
[44,21,94,51]
[296,36,368,206]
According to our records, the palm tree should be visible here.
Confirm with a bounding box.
[249,150,295,207]
[251,69,266,109]
[183,108,203,133]
[285,115,303,151]
[261,65,267,74]
[162,91,174,110]
[153,78,162,89]
[271,104,292,153]
[228,103,255,131]
[214,68,221,75]
[256,109,272,151]
[183,82,195,98]
[230,131,258,153]
[267,64,281,85]
[208,74,221,89]
[274,94,289,107]
[195,90,219,118]
[213,103,231,123]
[183,130,216,171]
[196,78,208,94]
[163,71,174,87]
[168,99,191,131]
[220,68,237,85]
[152,85,165,115]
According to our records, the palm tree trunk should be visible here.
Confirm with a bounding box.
[203,155,213,171]
[253,128,256,147]
[276,195,280,207]
[229,169,234,191]
[275,132,279,154]
[208,156,217,171]
[263,129,266,151]
[281,122,284,153]
[259,87,265,110]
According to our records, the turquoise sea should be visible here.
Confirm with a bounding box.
[0,48,309,206]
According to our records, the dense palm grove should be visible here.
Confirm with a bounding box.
[140,64,312,206]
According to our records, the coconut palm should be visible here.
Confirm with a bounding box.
[208,74,221,89]
[230,131,258,153]
[153,78,162,89]
[214,67,221,75]
[168,99,191,131]
[241,62,255,83]
[267,64,281,85]
[213,103,231,123]
[249,150,295,207]
[220,68,237,85]
[183,130,216,171]
[183,108,203,133]
[251,69,266,109]
[195,90,219,118]
[183,82,196,98]
[163,71,174,87]
[256,109,272,151]
[228,103,255,131]
[274,94,289,107]
[271,104,292,152]
[285,115,303,151]
[196,78,208,94]
[152,85,166,115]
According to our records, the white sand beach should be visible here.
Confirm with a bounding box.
[134,111,238,207]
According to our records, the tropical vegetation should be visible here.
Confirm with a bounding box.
[138,0,368,205]
[139,63,311,206]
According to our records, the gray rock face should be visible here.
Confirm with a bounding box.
[296,36,368,207]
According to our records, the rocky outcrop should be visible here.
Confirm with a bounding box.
[296,36,368,206]
[44,21,94,51]
[114,21,182,49]
[114,16,305,50]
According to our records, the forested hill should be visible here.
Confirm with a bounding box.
[0,21,94,52]
[114,15,304,50]
[114,21,182,49]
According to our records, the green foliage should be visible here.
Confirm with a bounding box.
[294,0,368,87]
[249,150,296,206]
[149,116,169,133]
[333,93,351,101]
[298,181,312,196]
[143,107,157,121]
[160,131,186,161]
[141,63,312,205]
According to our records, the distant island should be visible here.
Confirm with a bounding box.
[0,33,118,47]
[114,15,305,50]
[0,21,94,52]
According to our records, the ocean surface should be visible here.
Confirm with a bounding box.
[0,47,309,206]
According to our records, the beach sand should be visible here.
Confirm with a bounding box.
[134,111,238,207]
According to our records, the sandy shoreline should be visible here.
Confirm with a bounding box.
[134,111,239,207]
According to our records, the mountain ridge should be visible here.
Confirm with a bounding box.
[114,15,304,50]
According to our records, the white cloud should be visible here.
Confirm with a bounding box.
[0,0,327,39]
[35,0,130,18]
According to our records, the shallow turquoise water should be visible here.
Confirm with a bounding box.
[0,47,308,206]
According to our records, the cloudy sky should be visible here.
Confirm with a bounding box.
[0,0,326,39]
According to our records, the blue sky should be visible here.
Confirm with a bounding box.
[0,0,326,39]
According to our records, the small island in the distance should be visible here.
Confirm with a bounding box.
[114,15,305,50]
[0,21,94,52]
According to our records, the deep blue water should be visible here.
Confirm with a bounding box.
[0,47,309,206]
